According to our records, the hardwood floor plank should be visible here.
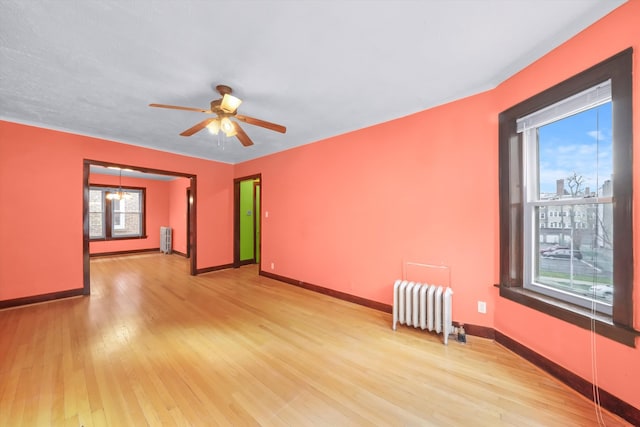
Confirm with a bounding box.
[0,254,632,426]
[90,408,108,427]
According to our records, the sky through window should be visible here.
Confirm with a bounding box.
[538,102,612,195]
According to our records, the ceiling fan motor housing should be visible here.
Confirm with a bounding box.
[216,84,233,96]
[210,99,223,113]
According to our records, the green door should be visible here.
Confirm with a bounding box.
[239,178,261,264]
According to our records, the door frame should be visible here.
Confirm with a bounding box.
[83,159,197,295]
[253,180,261,264]
[233,173,261,268]
[186,187,192,259]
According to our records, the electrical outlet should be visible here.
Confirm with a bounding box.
[270,262,275,270]
[478,301,487,314]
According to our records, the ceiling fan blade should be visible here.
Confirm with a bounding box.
[235,114,286,133]
[233,122,254,147]
[149,103,211,113]
[180,118,216,136]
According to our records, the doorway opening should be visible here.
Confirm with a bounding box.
[83,159,197,295]
[234,174,261,268]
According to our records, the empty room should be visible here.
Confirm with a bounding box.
[1,1,639,425]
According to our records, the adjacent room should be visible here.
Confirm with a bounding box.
[1,1,638,425]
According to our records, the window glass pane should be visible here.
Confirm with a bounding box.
[537,102,612,199]
[111,191,141,237]
[89,189,104,238]
[89,189,103,212]
[124,192,140,211]
[527,100,613,310]
[113,199,125,230]
[89,213,104,238]
[112,213,141,237]
[535,203,613,304]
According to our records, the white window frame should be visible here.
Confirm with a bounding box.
[519,81,613,315]
[89,188,106,239]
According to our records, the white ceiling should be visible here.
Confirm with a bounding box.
[0,0,626,164]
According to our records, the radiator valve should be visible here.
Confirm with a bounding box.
[457,325,467,344]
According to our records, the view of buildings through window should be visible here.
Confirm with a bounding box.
[89,189,105,238]
[528,99,613,309]
[111,195,142,237]
[89,187,143,239]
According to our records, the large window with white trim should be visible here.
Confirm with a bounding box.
[519,81,613,314]
[498,48,636,346]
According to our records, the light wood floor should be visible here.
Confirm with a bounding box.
[0,254,630,426]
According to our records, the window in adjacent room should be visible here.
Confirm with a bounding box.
[89,188,105,239]
[498,48,635,346]
[89,186,145,240]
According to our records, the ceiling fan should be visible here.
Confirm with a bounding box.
[149,85,286,147]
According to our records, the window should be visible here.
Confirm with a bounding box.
[89,186,145,240]
[499,49,636,346]
[89,188,105,239]
[523,86,613,309]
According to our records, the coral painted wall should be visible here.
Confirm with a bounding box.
[236,0,640,410]
[0,121,233,301]
[235,90,499,328]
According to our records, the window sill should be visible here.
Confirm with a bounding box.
[90,235,148,242]
[499,285,638,347]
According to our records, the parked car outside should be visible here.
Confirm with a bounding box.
[541,248,583,260]
[590,284,612,299]
[540,244,561,255]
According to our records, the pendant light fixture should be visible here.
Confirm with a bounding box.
[106,168,129,200]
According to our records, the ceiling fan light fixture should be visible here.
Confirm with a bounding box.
[220,94,242,113]
[220,117,234,134]
[207,119,220,135]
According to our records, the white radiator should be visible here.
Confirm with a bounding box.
[392,280,454,345]
[160,226,172,254]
